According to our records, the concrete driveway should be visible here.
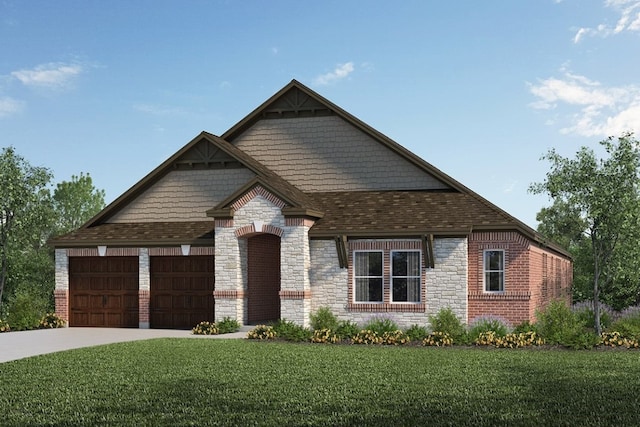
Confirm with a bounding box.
[0,327,247,363]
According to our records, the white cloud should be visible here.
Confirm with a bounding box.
[0,96,24,118]
[11,62,84,89]
[529,71,640,137]
[313,62,354,85]
[574,0,640,42]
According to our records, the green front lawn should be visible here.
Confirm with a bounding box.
[1,339,639,426]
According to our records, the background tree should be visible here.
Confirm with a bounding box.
[52,173,105,235]
[1,147,106,328]
[530,134,640,334]
[0,147,52,308]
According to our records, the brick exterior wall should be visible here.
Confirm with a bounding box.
[309,237,468,329]
[54,249,69,324]
[468,231,572,326]
[233,116,450,192]
[110,168,255,223]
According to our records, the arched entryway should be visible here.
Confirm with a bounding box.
[247,233,281,324]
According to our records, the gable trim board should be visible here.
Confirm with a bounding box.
[50,80,572,329]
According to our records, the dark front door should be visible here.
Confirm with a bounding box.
[150,256,214,329]
[69,257,139,328]
[247,234,281,324]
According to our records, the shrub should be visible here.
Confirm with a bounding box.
[536,300,583,345]
[311,328,340,344]
[405,324,428,341]
[512,320,537,335]
[422,331,453,347]
[335,320,360,339]
[39,313,66,329]
[475,331,545,348]
[6,288,49,331]
[247,325,277,340]
[0,319,10,333]
[468,316,510,342]
[428,307,466,343]
[352,330,382,345]
[309,307,339,331]
[192,321,219,335]
[600,331,640,348]
[572,301,613,330]
[272,319,312,342]
[609,307,640,341]
[381,330,410,346]
[217,317,240,334]
[363,316,399,335]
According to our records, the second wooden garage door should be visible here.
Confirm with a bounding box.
[150,256,214,329]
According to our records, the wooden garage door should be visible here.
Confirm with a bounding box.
[247,234,281,324]
[150,256,214,329]
[69,257,139,328]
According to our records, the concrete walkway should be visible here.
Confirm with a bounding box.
[0,327,248,363]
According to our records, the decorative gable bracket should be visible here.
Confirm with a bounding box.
[422,234,435,269]
[335,235,348,269]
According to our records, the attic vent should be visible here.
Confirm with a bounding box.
[263,87,333,119]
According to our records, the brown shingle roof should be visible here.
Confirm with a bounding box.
[50,222,215,247]
[306,191,515,237]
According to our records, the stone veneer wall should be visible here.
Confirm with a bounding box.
[54,249,69,324]
[424,238,468,323]
[214,194,312,326]
[308,237,468,329]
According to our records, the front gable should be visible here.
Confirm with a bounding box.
[224,81,453,193]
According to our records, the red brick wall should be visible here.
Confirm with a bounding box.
[139,290,150,324]
[54,289,69,323]
[468,231,572,326]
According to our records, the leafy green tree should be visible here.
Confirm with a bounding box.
[530,134,640,334]
[0,147,52,308]
[52,173,105,235]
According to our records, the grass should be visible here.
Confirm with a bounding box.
[1,340,640,426]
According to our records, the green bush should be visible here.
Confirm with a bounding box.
[512,320,537,335]
[192,321,219,335]
[428,307,467,344]
[39,312,66,329]
[217,317,241,334]
[309,307,339,331]
[272,319,312,342]
[247,325,276,340]
[468,316,509,342]
[536,300,582,345]
[405,324,429,341]
[609,307,640,341]
[335,320,360,339]
[363,316,399,335]
[573,301,612,330]
[6,288,49,331]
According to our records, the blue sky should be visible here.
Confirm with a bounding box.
[1,0,639,228]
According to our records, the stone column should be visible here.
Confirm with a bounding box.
[54,249,69,325]
[138,248,150,329]
[280,221,312,327]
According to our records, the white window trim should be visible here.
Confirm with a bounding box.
[483,249,505,293]
[390,250,422,303]
[353,250,384,303]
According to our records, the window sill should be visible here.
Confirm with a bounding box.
[348,303,426,312]
[468,291,531,301]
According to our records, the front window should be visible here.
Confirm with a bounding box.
[391,251,421,302]
[484,250,504,292]
[354,251,383,302]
